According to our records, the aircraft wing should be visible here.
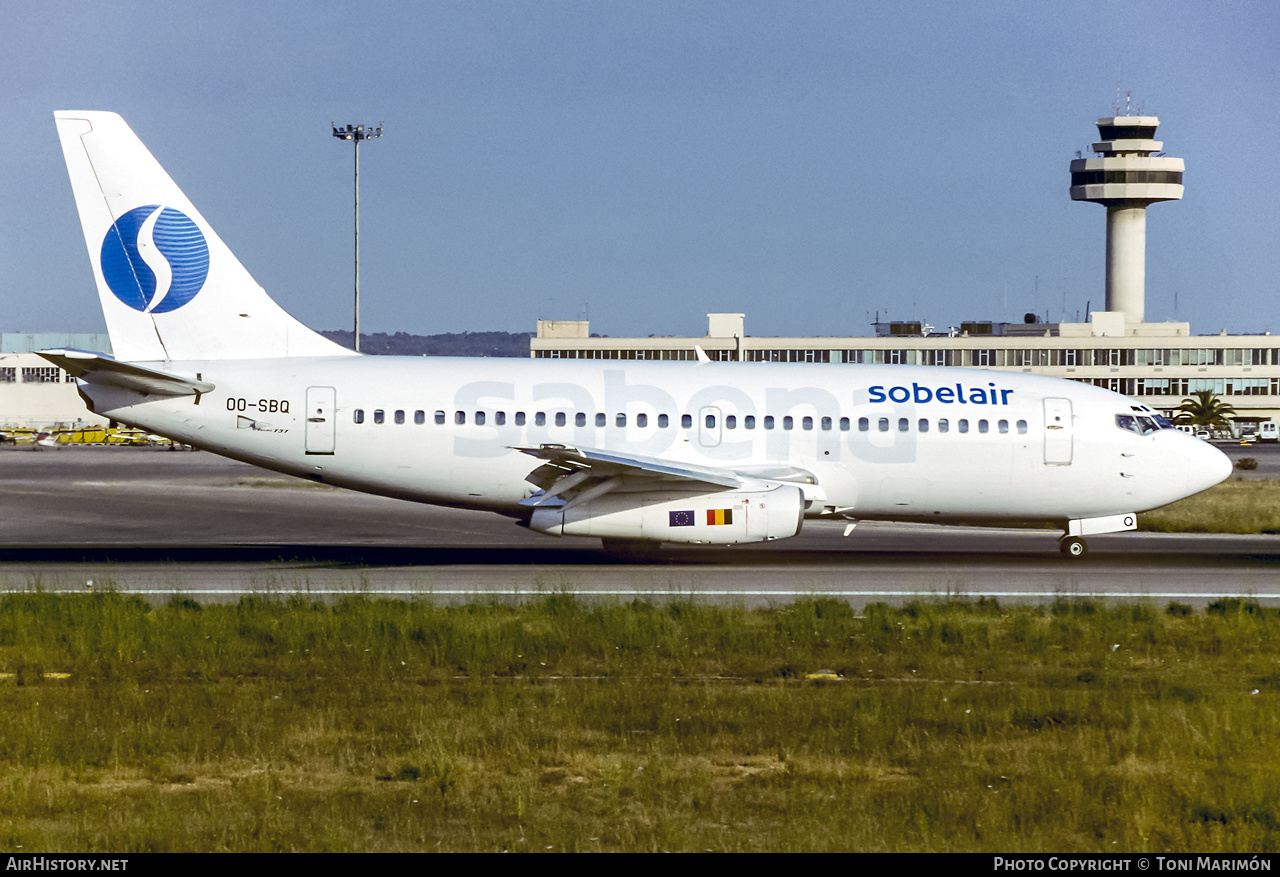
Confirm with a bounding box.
[514,444,744,507]
[37,349,215,397]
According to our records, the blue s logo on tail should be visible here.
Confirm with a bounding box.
[100,205,209,313]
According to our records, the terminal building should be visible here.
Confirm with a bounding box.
[532,113,1280,430]
[531,314,1280,428]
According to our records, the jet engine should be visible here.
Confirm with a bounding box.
[527,482,805,545]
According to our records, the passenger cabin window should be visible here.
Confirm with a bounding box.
[658,414,669,428]
[637,413,648,428]
[394,410,405,425]
[918,418,929,433]
[682,414,692,429]
[958,419,969,433]
[435,410,445,424]
[515,412,526,426]
[783,416,793,430]
[938,419,949,433]
[473,412,485,426]
[745,415,755,429]
[725,415,736,429]
[354,409,364,424]
[555,413,566,427]
[998,420,1008,434]
[1017,420,1028,434]
[802,416,813,431]
[859,417,869,432]
[878,417,889,432]
[374,410,385,424]
[576,413,586,427]
[535,413,545,426]
[978,420,989,434]
[618,414,628,427]
[414,410,425,425]
[898,418,909,432]
[764,416,775,430]
[454,411,465,425]
[596,413,606,427]
[495,412,505,426]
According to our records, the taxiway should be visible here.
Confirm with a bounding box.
[1,445,1276,606]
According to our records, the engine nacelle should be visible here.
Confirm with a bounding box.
[527,483,805,545]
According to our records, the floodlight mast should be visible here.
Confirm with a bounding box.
[331,122,384,352]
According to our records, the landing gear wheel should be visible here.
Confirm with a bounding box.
[1059,536,1088,558]
[601,539,663,563]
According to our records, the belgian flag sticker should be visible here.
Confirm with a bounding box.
[706,508,734,526]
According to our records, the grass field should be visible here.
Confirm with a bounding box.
[2,593,1279,852]
[1140,478,1280,534]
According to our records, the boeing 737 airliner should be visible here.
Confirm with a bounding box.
[42,112,1231,558]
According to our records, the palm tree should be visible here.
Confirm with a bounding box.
[1174,391,1236,430]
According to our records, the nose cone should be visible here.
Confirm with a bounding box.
[1185,436,1233,495]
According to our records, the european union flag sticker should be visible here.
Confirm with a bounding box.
[669,510,695,527]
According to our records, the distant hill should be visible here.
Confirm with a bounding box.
[319,330,534,357]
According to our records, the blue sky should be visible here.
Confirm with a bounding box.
[4,1,1277,339]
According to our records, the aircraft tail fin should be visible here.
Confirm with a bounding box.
[54,112,355,362]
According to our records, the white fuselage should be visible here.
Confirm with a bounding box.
[49,111,1232,551]
[79,356,1230,528]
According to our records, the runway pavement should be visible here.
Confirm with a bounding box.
[1,445,1277,606]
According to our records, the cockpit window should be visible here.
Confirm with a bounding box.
[1116,414,1161,436]
[1129,405,1176,431]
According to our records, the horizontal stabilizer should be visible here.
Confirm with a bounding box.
[37,349,214,397]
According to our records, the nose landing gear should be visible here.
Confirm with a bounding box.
[1057,513,1137,559]
[1059,536,1088,558]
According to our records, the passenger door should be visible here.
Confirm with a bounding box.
[305,386,336,455]
[1043,397,1073,465]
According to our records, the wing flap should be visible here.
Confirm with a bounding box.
[514,444,744,508]
[515,444,743,488]
[37,349,214,397]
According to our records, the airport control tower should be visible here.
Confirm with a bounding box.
[1069,114,1184,325]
